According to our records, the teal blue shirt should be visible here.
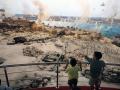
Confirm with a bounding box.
[86,58,105,78]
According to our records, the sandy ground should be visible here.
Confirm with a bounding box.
[0,32,120,89]
[0,34,64,88]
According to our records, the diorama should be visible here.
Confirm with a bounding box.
[0,0,120,90]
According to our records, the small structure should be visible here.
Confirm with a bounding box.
[14,14,38,21]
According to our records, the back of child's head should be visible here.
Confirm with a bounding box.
[94,51,102,60]
[69,57,77,67]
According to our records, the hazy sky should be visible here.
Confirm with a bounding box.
[0,0,120,18]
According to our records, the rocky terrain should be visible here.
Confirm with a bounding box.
[0,21,120,89]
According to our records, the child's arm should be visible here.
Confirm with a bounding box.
[64,60,69,70]
[101,61,106,72]
[65,65,70,73]
[78,61,82,71]
[84,55,92,63]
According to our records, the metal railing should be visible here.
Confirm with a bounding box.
[0,61,120,89]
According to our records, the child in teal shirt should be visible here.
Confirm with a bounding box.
[85,51,105,90]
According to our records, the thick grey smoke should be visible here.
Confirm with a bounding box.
[32,0,48,21]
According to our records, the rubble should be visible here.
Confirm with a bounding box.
[48,29,57,36]
[99,37,112,44]
[112,35,120,47]
[55,43,63,48]
[82,67,120,83]
[23,46,44,57]
[32,23,45,31]
[0,20,34,33]
[3,18,34,28]
[0,16,120,88]
[57,30,66,37]
[14,74,52,89]
[7,36,28,45]
[65,30,75,36]
[74,31,103,41]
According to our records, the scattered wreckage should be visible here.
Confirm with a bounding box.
[14,74,51,90]
[81,67,120,83]
[23,46,44,57]
[42,53,64,62]
[112,35,120,47]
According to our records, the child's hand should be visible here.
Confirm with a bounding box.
[84,55,88,59]
[79,53,87,58]
[78,61,82,71]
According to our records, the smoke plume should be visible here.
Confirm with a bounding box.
[76,0,91,22]
[32,0,48,22]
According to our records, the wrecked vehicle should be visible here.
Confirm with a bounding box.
[0,57,5,64]
[102,68,120,83]
[42,53,64,62]
[7,36,28,45]
[14,36,27,44]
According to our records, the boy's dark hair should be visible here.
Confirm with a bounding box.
[69,57,77,67]
[94,51,102,59]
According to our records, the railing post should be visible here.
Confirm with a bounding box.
[56,62,59,88]
[56,55,62,89]
[4,67,9,87]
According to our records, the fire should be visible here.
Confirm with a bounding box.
[32,23,45,31]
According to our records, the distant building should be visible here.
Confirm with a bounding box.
[14,14,38,21]
[113,19,120,24]
[47,16,81,22]
[39,15,120,24]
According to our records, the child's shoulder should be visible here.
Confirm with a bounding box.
[75,65,80,69]
[100,60,105,63]
[100,60,106,66]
